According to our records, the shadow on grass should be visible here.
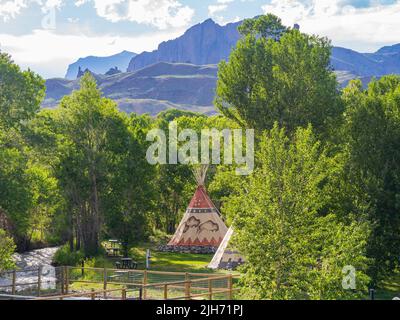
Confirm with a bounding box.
[375,272,400,300]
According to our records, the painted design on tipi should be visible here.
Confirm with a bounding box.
[208,227,245,270]
[167,166,228,248]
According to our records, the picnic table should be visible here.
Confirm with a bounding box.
[115,258,138,269]
[108,247,121,257]
[105,240,122,257]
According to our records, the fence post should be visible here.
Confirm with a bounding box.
[164,284,168,300]
[65,266,69,294]
[185,280,191,300]
[37,266,42,297]
[208,279,213,300]
[61,267,65,295]
[143,270,148,299]
[103,268,107,299]
[122,288,127,300]
[12,270,16,295]
[81,260,85,277]
[228,275,233,300]
[184,272,191,300]
[91,288,95,300]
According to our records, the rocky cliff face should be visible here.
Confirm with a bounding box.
[127,19,242,72]
[65,50,136,79]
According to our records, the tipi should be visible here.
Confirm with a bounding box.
[208,227,245,270]
[166,166,228,252]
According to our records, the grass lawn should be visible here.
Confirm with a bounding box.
[374,272,400,300]
[94,242,237,275]
[130,243,220,274]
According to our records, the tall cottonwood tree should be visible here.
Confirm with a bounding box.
[215,15,342,135]
[223,124,369,299]
[0,52,46,249]
[55,73,131,255]
[342,76,400,283]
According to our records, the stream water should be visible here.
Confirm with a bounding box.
[0,247,59,294]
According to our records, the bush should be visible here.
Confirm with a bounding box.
[149,229,171,245]
[53,244,84,266]
[0,229,16,271]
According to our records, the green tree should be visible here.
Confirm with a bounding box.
[54,73,132,256]
[238,13,288,38]
[0,52,45,249]
[0,52,45,130]
[342,76,400,283]
[0,229,16,272]
[215,15,341,135]
[103,114,156,255]
[224,124,369,299]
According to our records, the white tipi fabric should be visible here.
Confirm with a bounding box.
[208,227,245,270]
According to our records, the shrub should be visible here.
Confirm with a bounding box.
[0,229,16,271]
[53,244,84,266]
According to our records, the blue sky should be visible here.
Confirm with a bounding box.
[1,0,400,78]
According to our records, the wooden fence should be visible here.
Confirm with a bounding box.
[0,266,238,300]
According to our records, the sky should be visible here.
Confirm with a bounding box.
[0,0,400,78]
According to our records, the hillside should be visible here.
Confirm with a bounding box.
[45,62,218,116]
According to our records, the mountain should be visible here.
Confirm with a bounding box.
[125,17,400,83]
[45,62,218,116]
[65,50,136,79]
[52,18,400,116]
[127,19,241,72]
[331,45,400,77]
[375,43,400,55]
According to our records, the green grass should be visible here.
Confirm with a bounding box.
[374,272,400,300]
[130,244,217,274]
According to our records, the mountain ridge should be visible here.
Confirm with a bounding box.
[127,19,242,72]
[65,50,136,79]
[55,18,400,116]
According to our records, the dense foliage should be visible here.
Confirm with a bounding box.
[0,229,16,271]
[223,125,370,299]
[215,14,342,135]
[341,76,400,283]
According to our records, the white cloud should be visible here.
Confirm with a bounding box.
[208,0,236,24]
[0,0,63,21]
[0,27,185,77]
[74,0,88,6]
[90,0,194,30]
[262,0,400,51]
[0,0,194,29]
[208,4,228,16]
[0,0,28,21]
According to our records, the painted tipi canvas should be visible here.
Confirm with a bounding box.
[167,166,228,251]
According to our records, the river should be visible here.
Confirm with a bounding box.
[0,247,60,295]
